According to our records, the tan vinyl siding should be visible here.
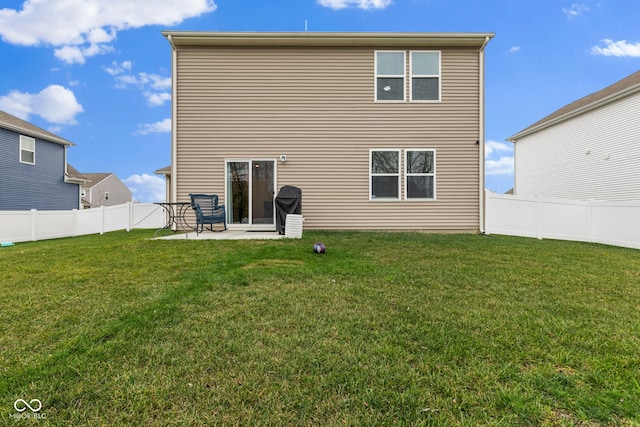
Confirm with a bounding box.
[174,45,481,231]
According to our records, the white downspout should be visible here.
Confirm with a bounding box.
[168,34,178,203]
[479,36,490,234]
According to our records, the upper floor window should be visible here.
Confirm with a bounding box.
[20,135,35,164]
[375,50,441,102]
[375,51,405,102]
[410,51,440,101]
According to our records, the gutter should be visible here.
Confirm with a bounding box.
[161,31,496,48]
[64,175,88,184]
[0,122,74,147]
[167,34,178,204]
[478,35,492,234]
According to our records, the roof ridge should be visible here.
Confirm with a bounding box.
[510,69,640,140]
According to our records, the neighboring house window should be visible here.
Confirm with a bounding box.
[410,51,440,101]
[375,51,405,102]
[370,149,400,200]
[405,149,436,199]
[20,135,35,164]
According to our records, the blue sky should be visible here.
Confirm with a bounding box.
[1,0,639,201]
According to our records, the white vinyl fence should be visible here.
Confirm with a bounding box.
[485,191,640,250]
[0,203,165,243]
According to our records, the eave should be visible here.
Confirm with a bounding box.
[0,121,74,146]
[64,175,89,184]
[508,77,640,142]
[162,31,495,49]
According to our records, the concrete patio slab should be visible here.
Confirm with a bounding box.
[153,230,288,240]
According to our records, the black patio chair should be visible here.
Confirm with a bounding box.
[189,193,227,233]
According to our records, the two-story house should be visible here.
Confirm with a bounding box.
[162,32,493,231]
[81,173,133,208]
[0,109,83,210]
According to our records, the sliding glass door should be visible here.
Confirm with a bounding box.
[226,160,275,229]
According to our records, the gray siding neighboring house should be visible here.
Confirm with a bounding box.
[508,70,640,200]
[81,173,133,208]
[0,109,83,210]
[163,32,494,232]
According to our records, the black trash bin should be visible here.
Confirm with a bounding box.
[275,185,302,235]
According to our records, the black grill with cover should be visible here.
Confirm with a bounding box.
[275,185,302,235]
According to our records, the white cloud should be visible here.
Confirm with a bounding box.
[563,3,589,18]
[139,73,172,91]
[105,60,132,76]
[591,39,640,57]
[124,174,166,203]
[107,63,172,106]
[509,46,521,53]
[0,0,216,64]
[136,118,171,135]
[485,140,513,176]
[486,157,514,176]
[0,85,83,125]
[54,43,114,64]
[318,0,392,10]
[146,92,172,107]
[485,140,512,157]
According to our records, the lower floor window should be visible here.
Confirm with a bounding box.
[406,149,435,199]
[370,148,435,201]
[370,149,400,200]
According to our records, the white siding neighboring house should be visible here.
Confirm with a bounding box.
[508,70,640,200]
[81,173,132,208]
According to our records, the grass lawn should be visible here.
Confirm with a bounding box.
[1,230,639,426]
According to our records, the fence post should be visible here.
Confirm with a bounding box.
[72,209,78,237]
[484,190,490,234]
[588,199,594,243]
[536,196,543,240]
[100,205,105,235]
[31,209,37,241]
[127,202,132,232]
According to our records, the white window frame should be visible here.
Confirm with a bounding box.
[410,51,441,102]
[19,135,35,165]
[405,149,436,201]
[374,51,406,103]
[369,149,401,201]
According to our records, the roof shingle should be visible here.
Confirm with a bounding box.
[0,109,74,146]
[509,70,640,140]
